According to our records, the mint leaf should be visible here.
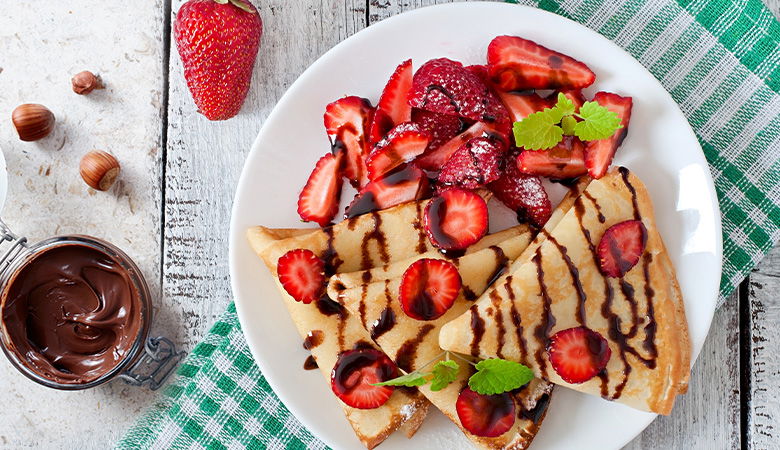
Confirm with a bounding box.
[468,359,534,395]
[430,360,460,391]
[513,110,563,150]
[373,371,428,388]
[550,93,576,122]
[561,116,577,136]
[574,101,622,141]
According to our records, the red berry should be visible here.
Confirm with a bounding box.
[456,388,516,438]
[488,151,552,227]
[174,0,263,121]
[297,152,344,227]
[424,189,488,251]
[487,35,595,91]
[439,137,504,189]
[496,91,552,123]
[416,121,506,171]
[547,327,611,384]
[408,58,510,126]
[345,164,430,219]
[331,349,398,410]
[516,136,588,180]
[368,59,414,144]
[366,122,430,181]
[597,220,647,277]
[411,108,467,154]
[277,249,325,304]
[584,92,633,179]
[324,96,375,188]
[399,258,461,321]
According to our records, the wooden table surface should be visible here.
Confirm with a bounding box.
[0,1,777,448]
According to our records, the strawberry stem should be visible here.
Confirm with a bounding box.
[228,0,255,13]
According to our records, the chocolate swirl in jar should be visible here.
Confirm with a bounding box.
[1,243,142,385]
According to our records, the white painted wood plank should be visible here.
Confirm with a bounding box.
[747,244,780,448]
[163,0,366,348]
[0,1,166,448]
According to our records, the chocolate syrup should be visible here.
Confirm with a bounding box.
[581,191,606,223]
[425,196,460,251]
[462,286,478,301]
[469,306,485,357]
[345,165,424,219]
[395,324,434,372]
[490,290,506,359]
[641,253,658,364]
[359,212,389,271]
[303,355,318,370]
[520,393,551,423]
[540,229,587,327]
[505,276,528,361]
[303,330,324,350]
[332,349,396,395]
[315,296,345,317]
[486,246,509,288]
[370,308,396,342]
[353,340,375,350]
[413,201,429,254]
[321,227,343,275]
[532,250,556,379]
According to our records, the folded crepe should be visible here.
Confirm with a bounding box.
[329,224,554,449]
[440,167,690,415]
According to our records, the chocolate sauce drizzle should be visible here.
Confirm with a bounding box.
[360,212,390,271]
[469,306,486,357]
[491,290,506,359]
[370,308,396,342]
[303,355,318,370]
[540,229,588,327]
[413,201,428,254]
[396,324,435,372]
[505,276,528,362]
[532,250,556,379]
[303,330,324,350]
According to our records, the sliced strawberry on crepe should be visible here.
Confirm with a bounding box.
[331,348,400,409]
[298,152,344,227]
[597,219,647,277]
[547,327,611,384]
[324,96,374,188]
[408,58,510,127]
[416,121,508,171]
[585,92,633,179]
[424,188,488,251]
[399,258,462,321]
[345,164,430,219]
[517,136,588,180]
[487,36,596,91]
[369,59,414,144]
[488,151,552,227]
[456,388,516,438]
[411,109,468,154]
[497,91,552,123]
[366,122,430,181]
[438,137,504,189]
[277,249,326,304]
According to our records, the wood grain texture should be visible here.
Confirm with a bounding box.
[0,1,167,448]
[747,245,780,448]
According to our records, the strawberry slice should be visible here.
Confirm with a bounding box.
[497,91,552,123]
[331,348,399,409]
[411,108,468,154]
[408,58,510,126]
[439,137,504,189]
[399,258,462,321]
[488,151,552,227]
[465,64,490,84]
[416,121,507,171]
[487,36,596,91]
[424,188,488,251]
[277,249,325,304]
[368,60,414,144]
[297,152,344,227]
[366,122,430,180]
[324,96,374,188]
[517,136,588,180]
[597,220,647,277]
[345,164,430,219]
[547,327,611,384]
[456,388,516,438]
[585,92,633,179]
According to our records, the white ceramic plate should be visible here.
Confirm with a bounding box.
[229,3,722,449]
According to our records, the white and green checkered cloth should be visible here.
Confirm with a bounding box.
[118,0,780,448]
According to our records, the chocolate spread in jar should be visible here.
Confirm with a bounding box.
[1,243,142,385]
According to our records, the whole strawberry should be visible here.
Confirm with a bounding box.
[174,0,262,120]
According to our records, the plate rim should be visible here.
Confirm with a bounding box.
[228,2,723,448]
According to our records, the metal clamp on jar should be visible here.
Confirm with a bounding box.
[0,220,184,390]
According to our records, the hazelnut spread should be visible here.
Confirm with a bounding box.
[1,244,142,384]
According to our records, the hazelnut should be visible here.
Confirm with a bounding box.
[80,150,120,191]
[12,104,55,142]
[71,71,104,95]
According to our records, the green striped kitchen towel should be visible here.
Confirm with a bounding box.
[118,0,779,448]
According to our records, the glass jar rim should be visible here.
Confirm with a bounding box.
[0,234,152,390]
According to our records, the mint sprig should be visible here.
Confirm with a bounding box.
[513,93,622,150]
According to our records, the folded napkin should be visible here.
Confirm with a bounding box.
[118,0,779,448]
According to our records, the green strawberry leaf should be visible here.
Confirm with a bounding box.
[468,359,534,395]
[574,101,623,141]
[430,360,460,391]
